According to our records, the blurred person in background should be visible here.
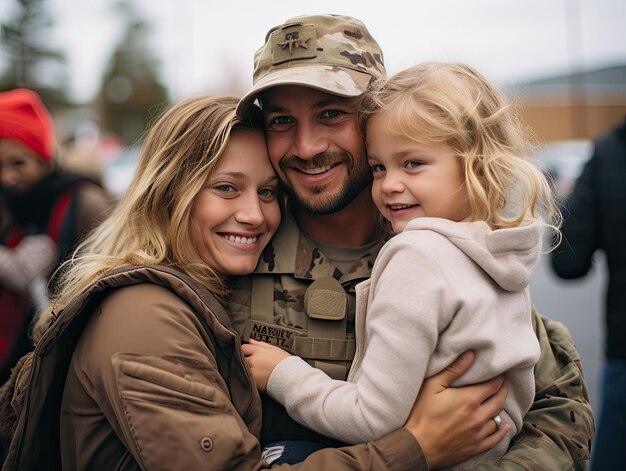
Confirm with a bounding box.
[0,231,55,384]
[0,88,112,383]
[552,116,626,470]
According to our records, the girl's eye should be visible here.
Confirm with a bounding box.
[406,161,423,169]
[371,164,385,173]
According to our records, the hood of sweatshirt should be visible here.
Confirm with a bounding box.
[403,218,543,292]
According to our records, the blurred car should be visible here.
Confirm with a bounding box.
[101,145,140,199]
[534,139,593,201]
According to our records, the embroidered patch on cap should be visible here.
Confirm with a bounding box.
[271,23,317,65]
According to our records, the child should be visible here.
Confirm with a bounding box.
[243,62,561,469]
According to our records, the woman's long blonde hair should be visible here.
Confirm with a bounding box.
[34,95,263,340]
[361,62,561,232]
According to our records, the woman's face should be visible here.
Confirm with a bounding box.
[190,129,281,276]
[0,138,50,193]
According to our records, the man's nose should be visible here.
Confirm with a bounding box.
[292,122,328,160]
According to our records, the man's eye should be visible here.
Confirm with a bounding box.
[320,110,342,119]
[270,116,293,126]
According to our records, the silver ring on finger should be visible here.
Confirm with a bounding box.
[493,413,504,431]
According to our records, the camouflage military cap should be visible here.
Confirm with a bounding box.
[237,14,386,115]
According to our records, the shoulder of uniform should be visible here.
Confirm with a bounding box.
[255,213,305,274]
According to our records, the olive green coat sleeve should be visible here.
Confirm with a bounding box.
[477,310,594,471]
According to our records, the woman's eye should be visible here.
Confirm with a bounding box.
[215,184,235,192]
[259,187,277,199]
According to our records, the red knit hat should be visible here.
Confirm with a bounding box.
[0,88,55,162]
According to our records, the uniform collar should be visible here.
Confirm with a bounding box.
[254,212,386,283]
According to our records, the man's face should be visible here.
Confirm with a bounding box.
[261,86,372,215]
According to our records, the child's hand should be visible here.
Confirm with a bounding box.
[241,338,291,393]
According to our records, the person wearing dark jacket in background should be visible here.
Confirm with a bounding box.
[0,88,112,383]
[552,116,626,470]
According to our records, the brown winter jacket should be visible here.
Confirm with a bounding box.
[1,265,425,470]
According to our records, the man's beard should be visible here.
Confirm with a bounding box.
[280,150,372,215]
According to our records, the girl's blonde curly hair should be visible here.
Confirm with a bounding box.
[360,62,561,233]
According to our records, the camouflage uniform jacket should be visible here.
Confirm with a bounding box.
[227,214,594,469]
[228,212,384,349]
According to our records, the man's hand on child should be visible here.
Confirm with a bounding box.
[242,339,291,393]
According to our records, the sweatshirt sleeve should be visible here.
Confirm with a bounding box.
[0,235,56,293]
[267,234,455,443]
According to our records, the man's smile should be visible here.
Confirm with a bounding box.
[296,163,340,175]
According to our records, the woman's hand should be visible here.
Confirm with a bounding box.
[241,339,290,392]
[404,351,510,469]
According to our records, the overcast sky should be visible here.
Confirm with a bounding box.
[2,0,625,102]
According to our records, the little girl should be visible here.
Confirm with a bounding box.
[243,62,561,469]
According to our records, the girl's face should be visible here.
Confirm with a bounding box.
[366,113,470,234]
[190,129,281,276]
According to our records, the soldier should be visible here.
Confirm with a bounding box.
[230,14,594,469]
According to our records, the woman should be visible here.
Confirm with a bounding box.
[0,96,506,470]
